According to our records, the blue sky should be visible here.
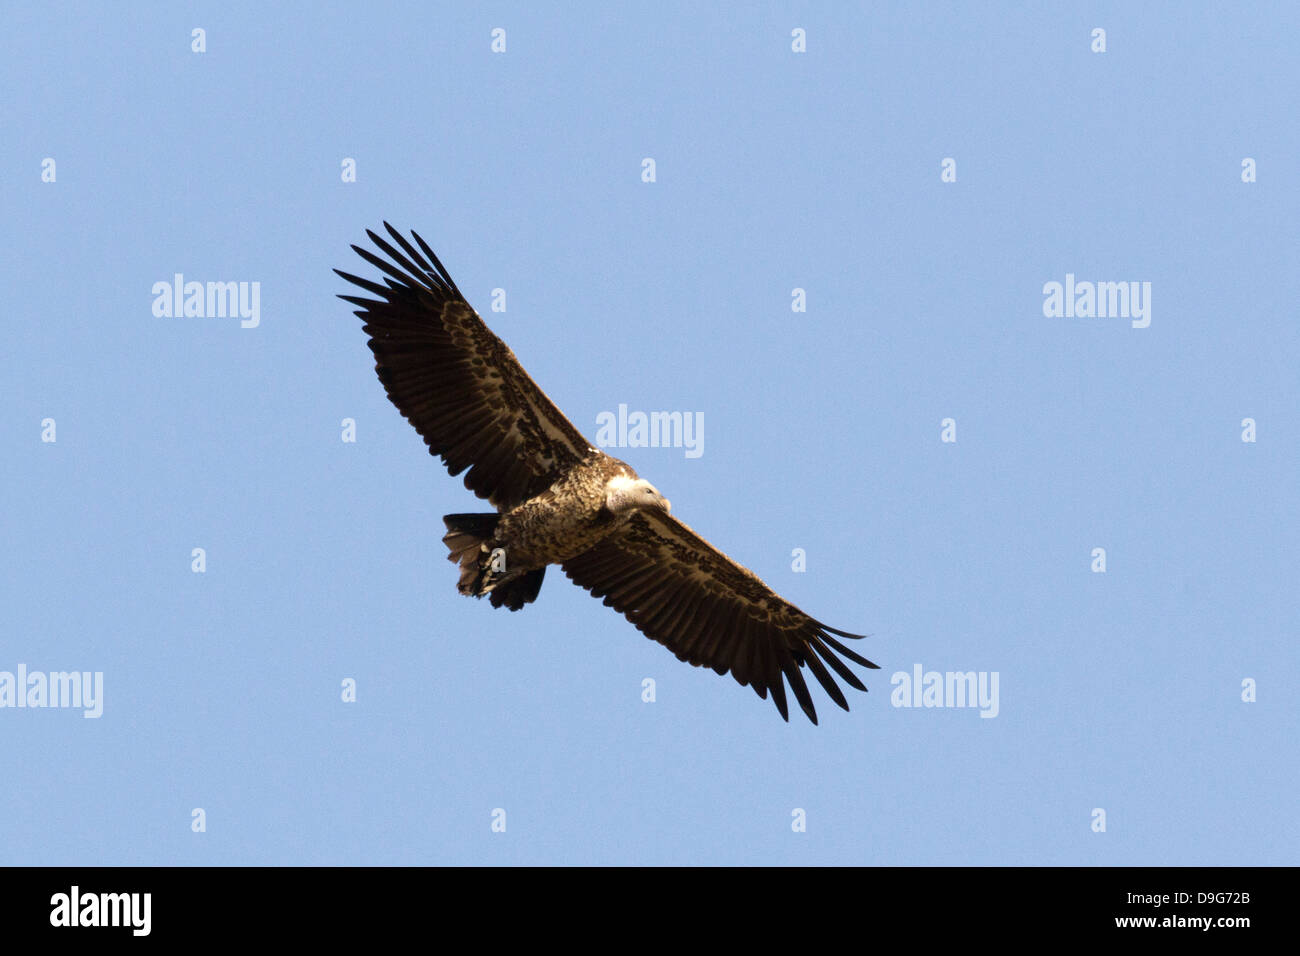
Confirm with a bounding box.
[2,2,1296,865]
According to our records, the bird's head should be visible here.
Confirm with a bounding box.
[605,476,671,516]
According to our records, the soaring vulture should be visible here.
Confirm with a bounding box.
[336,224,879,723]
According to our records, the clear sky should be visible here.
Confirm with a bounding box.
[2,2,1296,865]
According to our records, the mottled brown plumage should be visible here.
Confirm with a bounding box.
[336,224,879,723]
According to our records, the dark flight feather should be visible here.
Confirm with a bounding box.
[562,509,879,723]
[336,225,592,510]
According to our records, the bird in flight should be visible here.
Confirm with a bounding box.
[335,224,879,723]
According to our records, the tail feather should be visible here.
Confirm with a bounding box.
[489,567,546,612]
[442,513,500,555]
[441,512,545,611]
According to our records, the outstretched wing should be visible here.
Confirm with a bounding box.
[336,224,592,510]
[562,509,878,723]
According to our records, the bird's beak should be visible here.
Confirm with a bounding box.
[661,498,671,513]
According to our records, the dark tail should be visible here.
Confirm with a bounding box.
[490,566,545,611]
[441,513,545,612]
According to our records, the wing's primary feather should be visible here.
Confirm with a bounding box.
[335,224,591,510]
[561,509,879,724]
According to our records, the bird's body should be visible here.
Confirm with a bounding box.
[337,224,880,723]
[495,453,650,566]
[444,451,663,610]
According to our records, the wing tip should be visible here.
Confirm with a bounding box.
[814,619,870,641]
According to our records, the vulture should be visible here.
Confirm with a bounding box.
[335,224,879,723]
